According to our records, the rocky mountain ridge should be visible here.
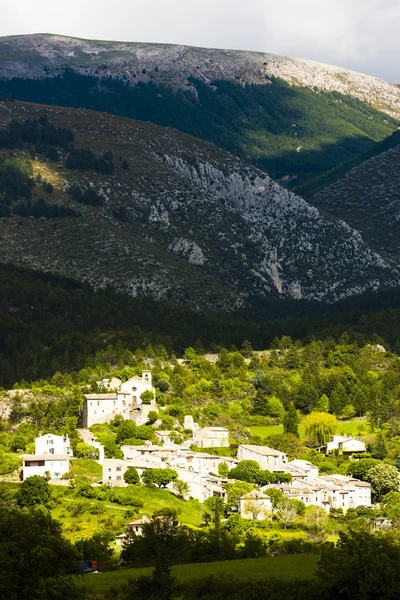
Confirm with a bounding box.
[0,34,399,119]
[0,100,398,309]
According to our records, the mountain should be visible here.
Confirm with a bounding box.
[0,99,397,309]
[310,141,400,265]
[0,34,398,187]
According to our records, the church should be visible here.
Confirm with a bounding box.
[82,371,155,427]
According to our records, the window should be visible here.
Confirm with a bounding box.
[116,476,121,481]
[116,467,121,472]
[49,448,54,455]
[108,468,111,472]
[97,400,100,406]
[25,460,45,467]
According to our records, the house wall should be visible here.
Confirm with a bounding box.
[35,434,71,456]
[193,428,229,448]
[23,458,69,480]
[340,440,366,453]
[237,446,288,471]
[239,496,272,520]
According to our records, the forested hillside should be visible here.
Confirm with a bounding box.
[3,263,400,387]
[0,72,397,187]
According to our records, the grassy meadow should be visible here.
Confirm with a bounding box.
[78,554,320,593]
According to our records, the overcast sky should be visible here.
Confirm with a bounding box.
[1,0,399,82]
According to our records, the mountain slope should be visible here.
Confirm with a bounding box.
[0,99,397,308]
[294,129,400,198]
[0,34,398,186]
[311,142,400,265]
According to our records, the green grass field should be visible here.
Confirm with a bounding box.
[79,554,320,593]
[249,417,368,441]
[50,483,204,542]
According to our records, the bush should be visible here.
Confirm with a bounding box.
[16,475,51,508]
[141,390,154,405]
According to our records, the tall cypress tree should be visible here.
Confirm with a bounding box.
[283,402,299,437]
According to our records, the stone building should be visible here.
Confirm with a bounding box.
[82,371,155,427]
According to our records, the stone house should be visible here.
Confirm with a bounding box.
[239,489,273,520]
[237,444,288,472]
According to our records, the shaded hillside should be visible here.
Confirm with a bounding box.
[0,100,397,309]
[0,35,398,186]
[311,143,400,264]
[295,129,400,198]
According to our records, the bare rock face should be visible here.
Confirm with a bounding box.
[0,100,397,310]
[169,238,206,266]
[0,34,399,119]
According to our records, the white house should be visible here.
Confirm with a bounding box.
[22,454,70,480]
[193,427,230,448]
[35,433,72,457]
[321,435,366,455]
[115,515,151,545]
[239,489,273,520]
[184,416,229,448]
[22,434,72,480]
[237,445,288,472]
[286,459,319,481]
[103,458,158,484]
[82,371,155,427]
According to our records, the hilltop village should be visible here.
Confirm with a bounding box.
[3,337,400,585]
[21,370,372,529]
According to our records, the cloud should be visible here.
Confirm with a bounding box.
[0,0,399,81]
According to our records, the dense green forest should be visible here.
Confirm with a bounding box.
[4,262,400,386]
[0,72,397,187]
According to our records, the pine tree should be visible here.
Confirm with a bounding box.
[252,389,268,415]
[283,402,299,437]
[330,383,347,416]
[316,394,330,413]
[372,431,388,460]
